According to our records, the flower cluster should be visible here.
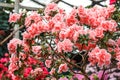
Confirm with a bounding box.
[6,2,120,80]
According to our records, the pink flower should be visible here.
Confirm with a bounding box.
[32,46,41,54]
[59,77,68,80]
[19,52,26,60]
[27,23,38,38]
[25,11,42,27]
[73,74,84,80]
[8,13,21,23]
[95,27,104,38]
[110,0,116,5]
[27,57,37,65]
[24,67,32,78]
[32,68,43,76]
[88,47,111,66]
[97,71,108,80]
[11,74,21,80]
[52,22,66,33]
[22,31,32,40]
[8,38,22,54]
[44,3,58,15]
[58,63,68,73]
[57,39,73,52]
[117,62,120,69]
[50,68,55,75]
[66,8,77,26]
[8,63,18,73]
[35,67,49,80]
[45,60,52,68]
[10,54,19,63]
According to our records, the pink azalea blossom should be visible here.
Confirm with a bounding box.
[32,46,41,54]
[24,67,32,78]
[58,63,68,73]
[8,13,21,23]
[8,38,22,54]
[59,77,68,80]
[50,68,55,75]
[57,39,73,52]
[88,47,111,66]
[25,11,42,27]
[45,60,52,68]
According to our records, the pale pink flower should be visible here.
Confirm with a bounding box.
[32,46,41,54]
[45,60,52,68]
[58,63,68,73]
[117,62,120,69]
[57,39,73,53]
[10,54,19,63]
[73,74,84,80]
[8,13,21,23]
[59,77,68,80]
[107,39,116,46]
[50,68,55,75]
[51,77,57,80]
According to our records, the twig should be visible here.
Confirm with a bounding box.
[0,25,24,45]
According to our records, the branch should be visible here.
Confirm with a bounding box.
[0,25,24,45]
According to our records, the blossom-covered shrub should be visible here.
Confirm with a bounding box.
[4,2,120,80]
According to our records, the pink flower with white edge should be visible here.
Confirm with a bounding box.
[8,13,21,23]
[58,63,68,73]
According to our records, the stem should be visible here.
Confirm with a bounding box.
[0,25,24,45]
[101,67,106,80]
